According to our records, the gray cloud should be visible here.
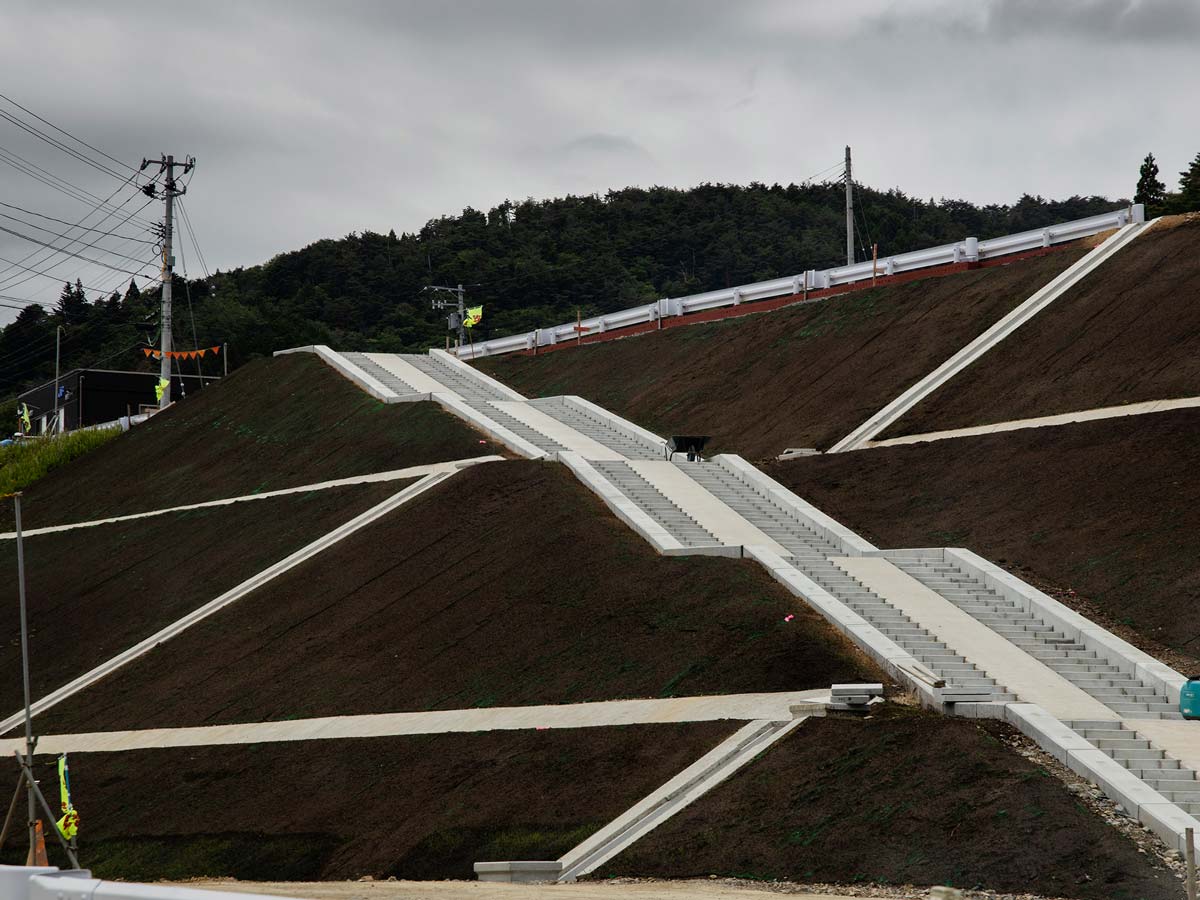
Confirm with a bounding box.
[0,0,1197,329]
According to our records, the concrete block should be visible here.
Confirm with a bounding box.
[831,683,884,697]
[474,861,563,883]
[1066,747,1166,816]
[788,702,827,719]
[1138,803,1200,853]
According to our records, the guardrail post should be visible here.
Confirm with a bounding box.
[964,237,979,261]
[1041,228,1051,248]
[731,289,742,306]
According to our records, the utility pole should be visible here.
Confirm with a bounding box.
[52,326,62,434]
[140,154,194,408]
[11,493,35,857]
[845,145,854,266]
[424,284,466,348]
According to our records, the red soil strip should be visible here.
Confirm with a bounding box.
[37,460,879,734]
[17,723,734,880]
[478,249,1085,458]
[19,353,499,528]
[599,708,1179,899]
[0,481,405,721]
[764,409,1200,655]
[889,217,1200,437]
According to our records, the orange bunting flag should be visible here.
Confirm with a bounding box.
[142,348,152,357]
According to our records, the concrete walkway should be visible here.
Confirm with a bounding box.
[3,691,830,756]
[0,456,504,540]
[828,218,1154,452]
[864,396,1200,449]
[183,880,874,900]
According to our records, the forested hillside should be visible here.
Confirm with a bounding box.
[0,181,1124,403]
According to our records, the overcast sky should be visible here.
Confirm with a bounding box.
[0,0,1197,323]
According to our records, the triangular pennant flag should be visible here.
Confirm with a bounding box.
[211,346,220,354]
[198,349,207,358]
[142,348,152,357]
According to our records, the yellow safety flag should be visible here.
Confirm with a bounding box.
[464,305,483,328]
[56,754,78,841]
[154,378,169,402]
[19,403,31,432]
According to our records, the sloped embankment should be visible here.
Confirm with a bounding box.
[598,707,1179,900]
[38,459,877,734]
[0,481,406,718]
[477,248,1085,458]
[18,352,496,527]
[765,408,1200,657]
[9,723,735,880]
[888,216,1200,437]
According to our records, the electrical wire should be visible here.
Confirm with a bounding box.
[0,91,142,178]
[176,199,210,278]
[0,108,130,183]
[0,219,158,271]
[0,145,154,227]
[0,200,155,244]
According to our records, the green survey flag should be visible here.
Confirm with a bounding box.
[464,305,483,328]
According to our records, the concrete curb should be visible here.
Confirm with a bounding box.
[431,392,548,460]
[713,454,878,555]
[274,345,400,403]
[557,717,808,881]
[744,545,943,709]
[0,456,505,541]
[428,348,527,400]
[0,472,457,736]
[1005,702,1200,853]
[829,219,1156,452]
[561,396,668,457]
[558,452,684,554]
[944,547,1187,704]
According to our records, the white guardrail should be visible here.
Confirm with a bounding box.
[452,205,1144,359]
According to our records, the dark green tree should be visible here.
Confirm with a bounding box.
[1174,152,1200,214]
[1135,153,1166,212]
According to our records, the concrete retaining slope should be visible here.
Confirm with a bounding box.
[556,714,816,881]
[828,219,1156,452]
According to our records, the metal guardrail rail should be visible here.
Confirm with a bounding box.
[451,205,1144,359]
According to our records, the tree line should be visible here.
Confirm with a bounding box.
[0,175,1169,406]
[1135,151,1200,217]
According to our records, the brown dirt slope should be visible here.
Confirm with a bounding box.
[18,352,495,527]
[0,482,404,718]
[39,460,877,734]
[764,408,1200,655]
[890,216,1200,437]
[599,708,1179,900]
[7,724,733,880]
[477,249,1085,457]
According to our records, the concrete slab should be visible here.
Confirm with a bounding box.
[362,353,452,395]
[0,690,833,756]
[833,557,1119,722]
[490,401,625,460]
[866,396,1200,448]
[626,461,791,556]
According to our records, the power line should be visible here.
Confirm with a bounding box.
[176,199,210,278]
[0,200,155,244]
[0,192,155,292]
[0,91,141,178]
[0,108,130,183]
[0,144,152,226]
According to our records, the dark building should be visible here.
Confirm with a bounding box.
[16,369,215,434]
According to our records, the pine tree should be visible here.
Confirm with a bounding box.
[1134,153,1166,211]
[1175,152,1200,213]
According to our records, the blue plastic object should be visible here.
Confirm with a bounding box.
[1180,679,1200,720]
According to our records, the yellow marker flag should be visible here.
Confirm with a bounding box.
[154,378,169,402]
[56,754,78,841]
[464,305,483,328]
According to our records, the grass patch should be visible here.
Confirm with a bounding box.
[0,428,121,495]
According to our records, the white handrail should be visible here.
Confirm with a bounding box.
[451,205,1143,359]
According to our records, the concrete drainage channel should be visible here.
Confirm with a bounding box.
[299,343,1200,856]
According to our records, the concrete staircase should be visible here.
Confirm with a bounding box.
[894,558,1181,720]
[591,461,719,548]
[527,397,662,459]
[404,353,512,403]
[674,462,1014,702]
[1068,720,1200,815]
